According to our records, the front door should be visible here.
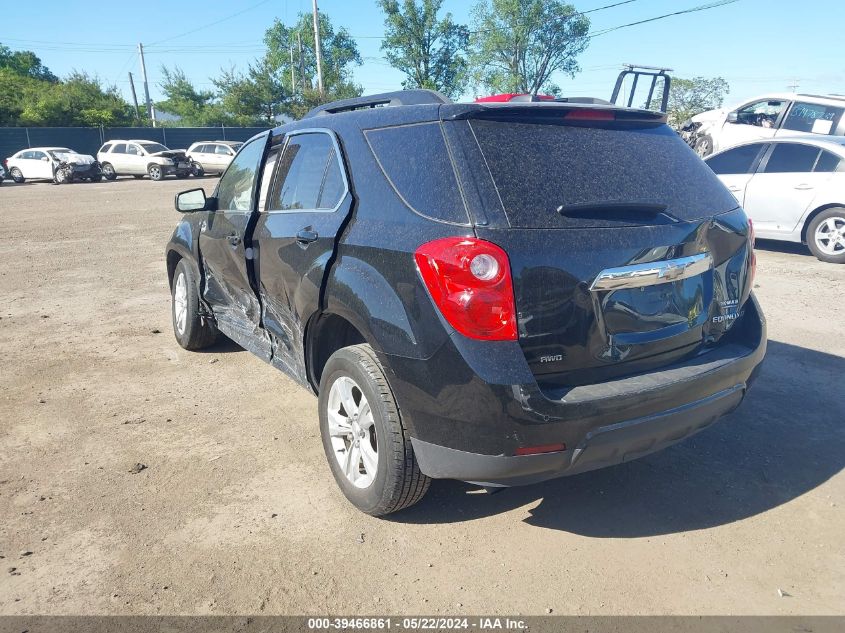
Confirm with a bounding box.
[125,143,145,174]
[717,99,786,152]
[252,130,352,384]
[198,134,271,358]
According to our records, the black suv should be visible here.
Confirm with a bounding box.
[166,89,766,516]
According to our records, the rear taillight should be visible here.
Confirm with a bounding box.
[415,237,518,341]
[514,443,566,456]
[748,218,757,282]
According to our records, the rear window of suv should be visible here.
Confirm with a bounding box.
[469,120,739,228]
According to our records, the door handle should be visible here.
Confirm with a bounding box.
[227,233,241,246]
[296,229,319,245]
[794,184,814,190]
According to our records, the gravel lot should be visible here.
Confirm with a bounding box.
[0,178,842,615]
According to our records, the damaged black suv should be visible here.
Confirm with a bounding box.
[166,89,766,516]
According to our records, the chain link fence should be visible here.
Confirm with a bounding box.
[0,126,271,163]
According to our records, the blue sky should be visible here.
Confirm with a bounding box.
[2,0,843,108]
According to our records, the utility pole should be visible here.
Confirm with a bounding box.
[127,72,141,122]
[138,43,156,127]
[297,31,305,91]
[311,0,324,95]
[788,78,800,93]
[289,44,296,94]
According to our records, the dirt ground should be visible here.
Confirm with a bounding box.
[0,178,842,616]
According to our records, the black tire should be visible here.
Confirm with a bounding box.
[191,163,205,178]
[148,164,164,181]
[10,167,24,183]
[101,163,116,180]
[171,258,218,350]
[694,135,714,158]
[806,208,845,264]
[318,344,430,516]
[133,175,145,180]
[90,175,103,182]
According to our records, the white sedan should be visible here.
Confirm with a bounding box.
[705,136,845,263]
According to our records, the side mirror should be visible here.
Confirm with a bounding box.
[41,156,50,161]
[175,188,216,212]
[727,112,739,124]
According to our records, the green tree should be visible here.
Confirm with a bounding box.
[0,43,57,81]
[157,66,217,124]
[214,56,288,125]
[648,76,730,127]
[469,0,589,96]
[378,0,469,99]
[263,12,363,117]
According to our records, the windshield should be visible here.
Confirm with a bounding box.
[140,143,169,154]
[48,149,75,159]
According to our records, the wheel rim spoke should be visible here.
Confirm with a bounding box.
[327,375,377,489]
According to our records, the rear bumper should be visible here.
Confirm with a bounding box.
[388,295,766,486]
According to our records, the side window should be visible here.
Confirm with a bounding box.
[215,144,232,155]
[19,151,33,159]
[318,149,345,209]
[735,100,785,128]
[126,144,141,156]
[763,143,820,174]
[365,122,468,223]
[271,133,336,211]
[111,143,126,154]
[705,143,766,175]
[216,136,266,211]
[32,151,46,160]
[782,102,844,135]
[815,150,842,173]
[99,143,112,154]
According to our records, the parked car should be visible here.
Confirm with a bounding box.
[705,135,845,263]
[185,141,243,176]
[97,140,191,181]
[166,89,765,516]
[5,147,102,184]
[684,93,845,157]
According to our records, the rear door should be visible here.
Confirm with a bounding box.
[744,142,838,235]
[199,134,271,357]
[445,112,752,387]
[252,130,352,384]
[704,142,768,205]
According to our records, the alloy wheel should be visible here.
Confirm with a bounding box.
[326,376,378,488]
[173,271,188,335]
[814,216,845,256]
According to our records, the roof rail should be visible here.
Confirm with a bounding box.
[303,89,452,118]
[611,64,673,113]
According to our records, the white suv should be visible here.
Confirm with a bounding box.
[97,140,192,181]
[185,141,242,175]
[687,93,845,157]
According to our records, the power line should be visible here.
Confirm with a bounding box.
[147,0,274,46]
[588,0,740,38]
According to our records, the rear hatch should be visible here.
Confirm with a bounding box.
[441,104,754,387]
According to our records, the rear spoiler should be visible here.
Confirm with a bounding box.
[442,102,667,124]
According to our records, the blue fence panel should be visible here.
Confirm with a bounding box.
[0,128,32,162]
[26,128,103,157]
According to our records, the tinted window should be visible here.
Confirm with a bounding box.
[319,149,345,209]
[365,122,468,224]
[764,144,820,173]
[782,102,844,134]
[99,143,112,154]
[216,136,265,211]
[31,151,46,160]
[272,133,334,211]
[815,150,842,172]
[111,143,127,154]
[470,120,738,227]
[706,143,766,175]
